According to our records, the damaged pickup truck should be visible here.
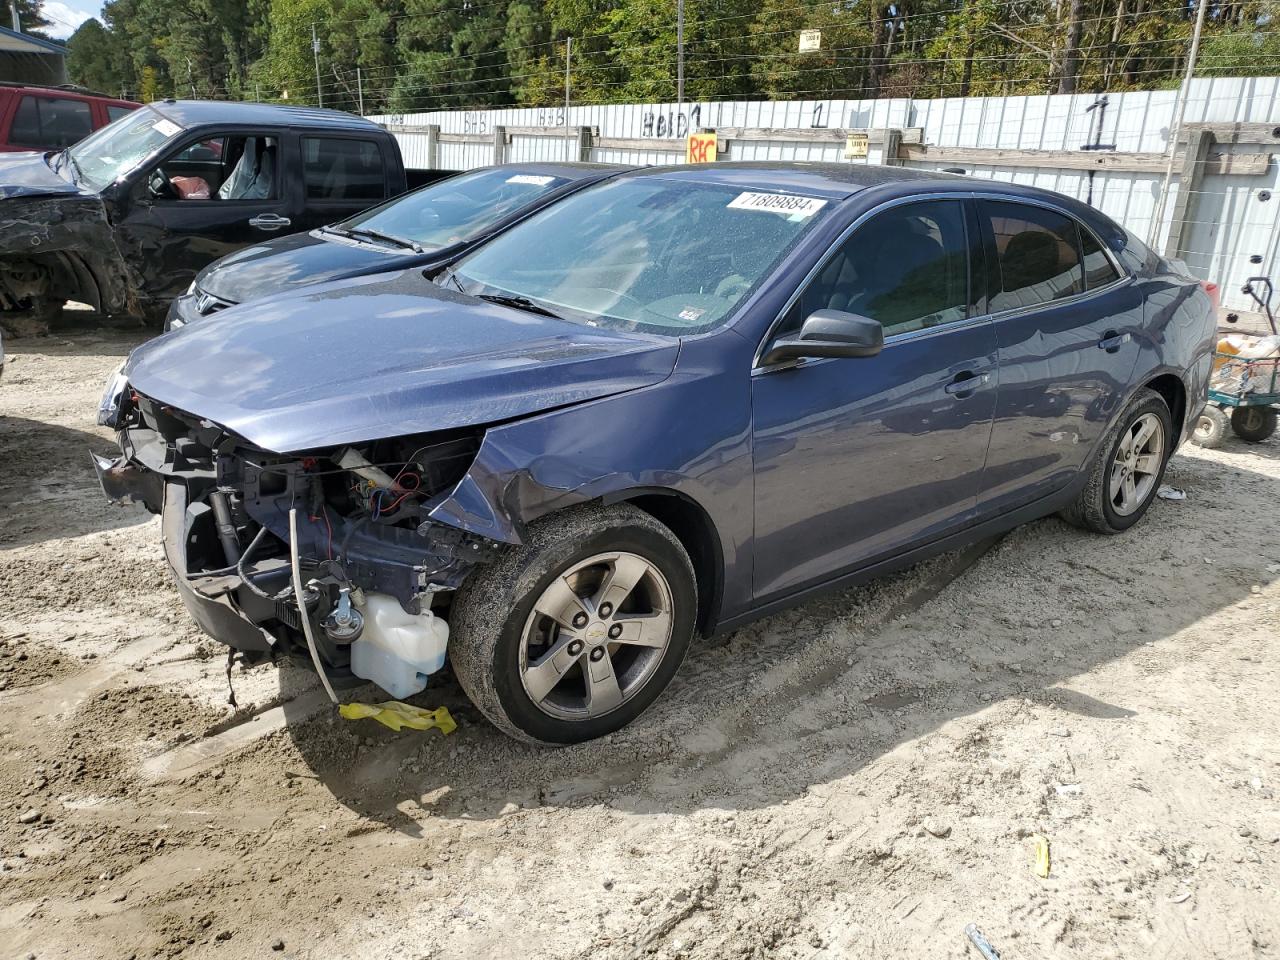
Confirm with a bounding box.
[96,163,1215,744]
[1,100,408,331]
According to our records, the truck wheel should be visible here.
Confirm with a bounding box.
[0,296,61,338]
[1191,406,1229,448]
[1229,406,1277,443]
[1061,387,1172,534]
[448,503,697,745]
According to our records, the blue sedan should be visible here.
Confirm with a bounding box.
[98,162,1215,744]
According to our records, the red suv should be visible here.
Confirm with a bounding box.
[0,83,139,153]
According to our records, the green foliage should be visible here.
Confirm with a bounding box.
[62,0,1280,112]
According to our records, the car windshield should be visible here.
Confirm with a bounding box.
[64,106,184,190]
[339,167,572,250]
[451,177,832,335]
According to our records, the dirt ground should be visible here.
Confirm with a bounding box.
[1,324,1277,960]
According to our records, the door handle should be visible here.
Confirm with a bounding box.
[249,213,291,231]
[944,372,989,396]
[1098,331,1131,353]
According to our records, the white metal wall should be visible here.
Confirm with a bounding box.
[371,76,1280,311]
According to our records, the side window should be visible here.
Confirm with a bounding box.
[9,97,41,145]
[106,105,134,124]
[9,96,93,149]
[303,137,386,201]
[150,135,277,201]
[1080,225,1121,289]
[985,201,1084,311]
[786,199,970,337]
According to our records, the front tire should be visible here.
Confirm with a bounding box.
[448,503,697,745]
[1062,387,1172,534]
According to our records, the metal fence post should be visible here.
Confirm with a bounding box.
[493,125,507,165]
[882,128,902,166]
[575,125,592,162]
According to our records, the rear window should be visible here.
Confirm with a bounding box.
[9,96,93,149]
[1080,226,1122,289]
[984,201,1084,312]
[303,137,385,201]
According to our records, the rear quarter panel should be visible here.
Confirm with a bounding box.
[1132,269,1215,444]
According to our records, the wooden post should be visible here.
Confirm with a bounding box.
[575,125,592,162]
[882,128,902,166]
[493,125,506,165]
[1163,127,1213,260]
[425,124,440,170]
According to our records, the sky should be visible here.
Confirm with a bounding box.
[35,1,100,39]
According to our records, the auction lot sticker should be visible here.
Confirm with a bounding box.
[727,192,828,218]
[507,174,556,185]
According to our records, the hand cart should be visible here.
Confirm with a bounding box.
[1191,272,1280,448]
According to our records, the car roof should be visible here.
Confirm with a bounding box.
[629,161,973,199]
[475,161,636,180]
[147,100,385,132]
[0,81,137,106]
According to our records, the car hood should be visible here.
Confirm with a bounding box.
[125,272,680,453]
[0,150,86,200]
[197,230,432,304]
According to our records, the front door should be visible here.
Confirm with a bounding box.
[750,198,998,602]
[975,200,1144,516]
[114,132,293,304]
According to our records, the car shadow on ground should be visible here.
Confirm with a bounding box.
[0,416,151,550]
[280,445,1279,836]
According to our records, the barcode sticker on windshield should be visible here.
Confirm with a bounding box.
[727,192,827,218]
[152,118,182,138]
[507,174,555,186]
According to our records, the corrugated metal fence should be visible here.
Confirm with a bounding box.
[371,76,1280,312]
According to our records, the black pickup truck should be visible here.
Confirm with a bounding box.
[0,99,417,330]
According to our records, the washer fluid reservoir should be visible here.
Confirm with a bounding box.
[348,593,449,699]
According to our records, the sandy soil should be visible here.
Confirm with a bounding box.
[1,326,1277,960]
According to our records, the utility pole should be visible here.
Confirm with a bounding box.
[676,0,685,110]
[1149,0,1208,247]
[10,0,20,32]
[564,37,572,161]
[357,67,364,115]
[312,23,323,108]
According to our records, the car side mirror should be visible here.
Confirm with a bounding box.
[761,309,884,365]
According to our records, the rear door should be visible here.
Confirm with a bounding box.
[750,197,998,601]
[290,133,393,233]
[5,93,94,151]
[976,199,1143,516]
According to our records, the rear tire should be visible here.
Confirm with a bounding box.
[1191,405,1229,448]
[1061,388,1172,534]
[1229,406,1277,443]
[448,503,697,745]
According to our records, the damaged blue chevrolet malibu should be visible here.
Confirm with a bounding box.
[96,162,1216,745]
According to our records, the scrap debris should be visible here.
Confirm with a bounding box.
[964,923,1002,960]
[1157,485,1187,501]
[338,701,457,734]
[1032,834,1052,878]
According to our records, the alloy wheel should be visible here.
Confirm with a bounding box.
[519,552,675,721]
[1109,412,1165,516]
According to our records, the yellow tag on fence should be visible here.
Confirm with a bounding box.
[339,701,457,735]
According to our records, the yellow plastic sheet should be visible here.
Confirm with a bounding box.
[339,701,457,735]
[1032,834,1051,878]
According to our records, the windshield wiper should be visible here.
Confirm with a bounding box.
[347,227,424,254]
[477,293,564,320]
[441,269,468,294]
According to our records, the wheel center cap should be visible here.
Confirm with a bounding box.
[584,622,607,643]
